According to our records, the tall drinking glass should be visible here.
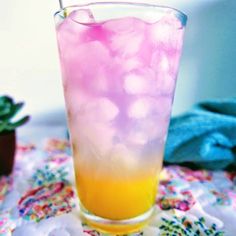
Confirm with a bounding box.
[54,2,187,234]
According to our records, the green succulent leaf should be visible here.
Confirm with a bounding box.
[0,106,11,117]
[0,121,8,132]
[0,96,14,117]
[7,116,30,130]
[0,95,30,133]
[1,102,24,121]
[0,96,13,105]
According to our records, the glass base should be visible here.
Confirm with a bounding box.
[80,206,155,234]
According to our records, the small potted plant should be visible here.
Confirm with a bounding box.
[0,95,30,176]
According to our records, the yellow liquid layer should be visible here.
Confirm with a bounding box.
[75,168,158,220]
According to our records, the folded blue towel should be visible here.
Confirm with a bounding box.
[164,98,236,170]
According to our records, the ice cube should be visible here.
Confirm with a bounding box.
[123,58,142,72]
[151,51,170,73]
[62,41,112,94]
[128,131,149,145]
[105,18,146,57]
[91,124,117,155]
[127,115,169,146]
[64,88,91,116]
[156,73,176,95]
[69,9,95,24]
[91,69,109,92]
[149,14,184,51]
[103,17,145,34]
[160,55,170,71]
[75,41,110,77]
[151,51,176,94]
[97,98,119,121]
[83,98,119,122]
[154,96,173,117]
[111,33,143,57]
[75,115,116,157]
[128,96,172,119]
[150,22,172,45]
[109,144,138,172]
[57,11,91,48]
[128,97,155,119]
[124,73,146,94]
[73,98,119,156]
[124,69,156,95]
[142,115,169,140]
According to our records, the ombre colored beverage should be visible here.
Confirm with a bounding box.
[55,2,187,234]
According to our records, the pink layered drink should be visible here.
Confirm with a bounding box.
[55,3,186,234]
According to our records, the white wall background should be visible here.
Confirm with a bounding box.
[0,0,236,125]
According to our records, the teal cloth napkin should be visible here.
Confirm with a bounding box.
[165,98,236,170]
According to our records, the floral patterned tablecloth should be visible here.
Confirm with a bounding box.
[0,138,235,236]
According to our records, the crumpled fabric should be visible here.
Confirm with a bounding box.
[1,138,235,235]
[165,98,236,170]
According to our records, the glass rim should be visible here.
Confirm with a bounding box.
[54,1,188,27]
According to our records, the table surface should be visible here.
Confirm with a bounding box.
[0,126,235,236]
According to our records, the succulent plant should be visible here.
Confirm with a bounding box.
[0,95,30,134]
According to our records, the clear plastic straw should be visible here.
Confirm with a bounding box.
[59,0,63,10]
[59,0,68,17]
